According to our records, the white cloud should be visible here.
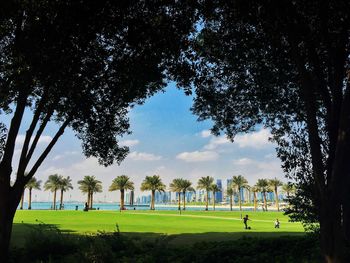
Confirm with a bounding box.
[119,139,139,147]
[202,129,272,151]
[16,134,53,146]
[176,151,219,162]
[204,136,231,150]
[200,130,212,138]
[128,151,162,161]
[233,158,254,166]
[234,129,271,149]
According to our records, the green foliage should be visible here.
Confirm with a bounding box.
[44,174,62,192]
[109,175,134,192]
[25,177,41,191]
[77,176,102,194]
[140,175,165,192]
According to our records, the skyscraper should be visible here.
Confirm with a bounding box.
[215,179,223,203]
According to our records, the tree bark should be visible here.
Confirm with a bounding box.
[151,190,155,210]
[177,192,181,210]
[90,192,93,209]
[230,195,232,211]
[53,189,57,210]
[20,191,24,210]
[28,188,32,210]
[205,191,208,211]
[120,189,125,210]
[238,187,242,211]
[275,188,280,211]
[183,191,186,210]
[213,193,216,211]
[263,192,268,211]
[60,189,64,210]
[254,192,257,212]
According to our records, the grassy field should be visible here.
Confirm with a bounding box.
[12,210,305,247]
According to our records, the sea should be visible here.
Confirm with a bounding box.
[18,202,255,211]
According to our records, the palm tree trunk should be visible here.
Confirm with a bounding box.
[183,191,186,210]
[90,191,94,209]
[120,189,125,210]
[151,190,155,210]
[254,192,257,212]
[87,191,91,209]
[238,187,242,211]
[60,189,64,210]
[177,192,181,210]
[230,195,233,211]
[263,192,267,211]
[20,191,24,210]
[275,188,279,211]
[213,193,216,211]
[28,188,32,210]
[205,191,209,211]
[53,189,57,210]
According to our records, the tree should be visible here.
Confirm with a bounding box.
[77,176,102,209]
[226,187,234,211]
[181,180,194,210]
[169,178,184,210]
[44,174,61,210]
[140,175,165,210]
[109,175,134,210]
[0,1,197,259]
[255,179,271,211]
[231,175,248,211]
[25,177,41,210]
[189,1,350,260]
[250,186,259,212]
[58,176,73,210]
[269,178,283,211]
[211,184,221,211]
[197,176,214,211]
[282,183,296,199]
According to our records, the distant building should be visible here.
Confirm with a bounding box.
[215,179,223,203]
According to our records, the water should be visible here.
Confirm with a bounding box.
[18,202,256,211]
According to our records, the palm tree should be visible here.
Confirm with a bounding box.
[77,175,103,209]
[26,177,42,210]
[250,186,259,211]
[19,172,29,209]
[181,179,194,210]
[140,175,165,210]
[197,176,214,211]
[211,184,221,211]
[169,178,184,210]
[44,174,62,210]
[109,175,134,210]
[255,179,271,211]
[269,178,283,211]
[282,183,296,199]
[226,188,234,211]
[58,176,73,210]
[231,175,249,211]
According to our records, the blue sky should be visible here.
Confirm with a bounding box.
[8,83,284,202]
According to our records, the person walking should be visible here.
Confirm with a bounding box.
[243,215,250,229]
[275,219,280,228]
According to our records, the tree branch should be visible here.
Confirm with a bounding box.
[16,90,49,177]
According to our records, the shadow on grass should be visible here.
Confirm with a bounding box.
[10,223,319,263]
[11,222,76,248]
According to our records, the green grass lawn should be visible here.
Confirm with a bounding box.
[12,210,305,247]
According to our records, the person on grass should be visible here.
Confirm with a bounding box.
[243,215,250,229]
[275,219,280,228]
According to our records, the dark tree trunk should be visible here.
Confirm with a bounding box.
[28,188,32,210]
[263,192,268,211]
[151,190,155,210]
[120,189,125,210]
[238,187,242,211]
[19,191,24,210]
[53,190,57,210]
[0,178,23,262]
[183,191,186,210]
[60,189,64,210]
[90,192,93,209]
[274,188,280,211]
[177,192,181,210]
[230,195,232,211]
[205,191,209,211]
